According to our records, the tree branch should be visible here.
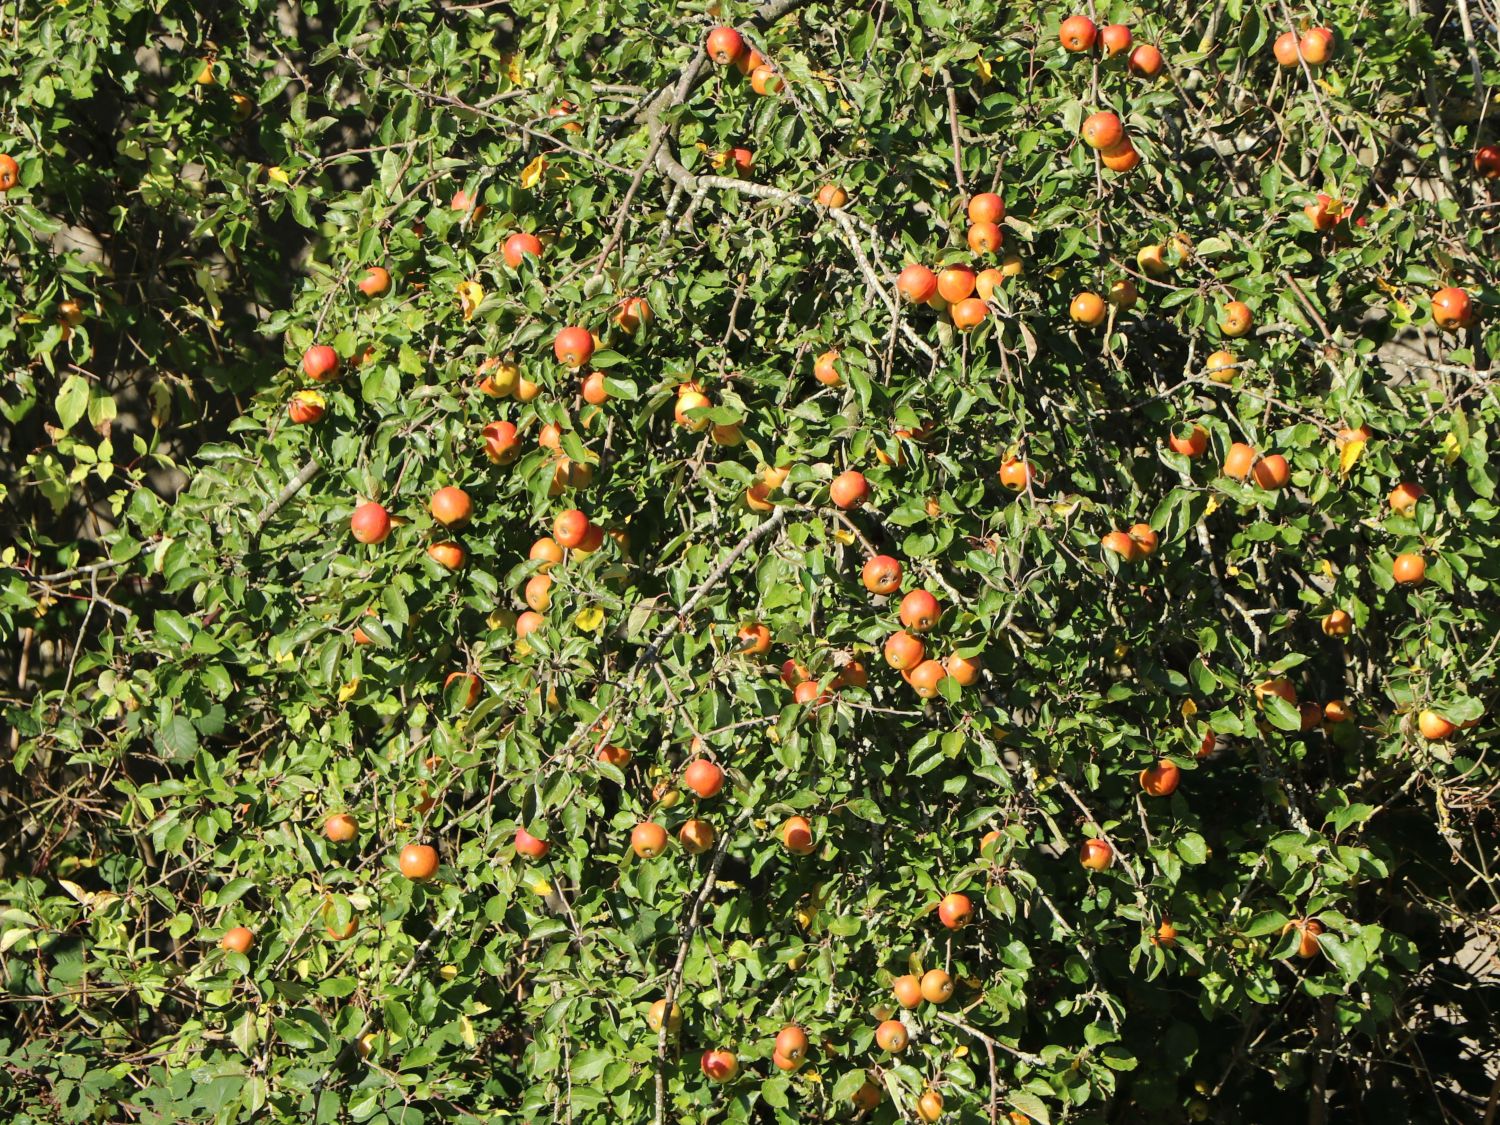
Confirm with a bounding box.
[255,458,323,529]
[644,505,788,660]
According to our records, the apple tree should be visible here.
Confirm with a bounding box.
[2,0,1500,1121]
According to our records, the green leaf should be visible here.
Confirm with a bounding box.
[1262,695,1301,732]
[1009,1092,1051,1124]
[56,375,89,430]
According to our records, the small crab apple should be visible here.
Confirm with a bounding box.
[1304,193,1343,232]
[706,26,744,64]
[898,590,940,632]
[750,65,782,95]
[968,221,1003,253]
[862,555,902,595]
[817,183,848,208]
[936,892,972,929]
[1274,31,1300,67]
[1059,15,1097,52]
[897,264,938,303]
[1070,291,1107,326]
[1432,287,1474,331]
[1080,837,1113,871]
[1300,27,1335,64]
[515,826,549,858]
[950,297,987,330]
[350,502,392,544]
[1219,300,1253,337]
[683,759,725,799]
[679,818,716,854]
[358,266,391,296]
[630,822,668,858]
[875,1019,910,1052]
[1129,43,1164,77]
[1168,424,1208,458]
[830,470,870,509]
[1101,140,1140,172]
[399,843,439,880]
[1392,552,1426,585]
[503,232,543,268]
[700,1048,739,1082]
[1139,759,1181,796]
[614,296,652,334]
[554,326,595,367]
[1100,24,1132,57]
[1081,111,1124,151]
[967,192,1005,224]
[884,630,925,671]
[301,345,339,381]
[287,390,326,424]
[781,816,815,855]
[483,420,521,464]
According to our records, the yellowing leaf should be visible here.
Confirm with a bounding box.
[976,55,993,83]
[528,877,553,896]
[460,1014,476,1048]
[574,607,605,632]
[832,527,854,545]
[709,149,730,171]
[955,1044,970,1058]
[266,166,289,185]
[1440,432,1462,466]
[504,53,523,86]
[337,678,359,703]
[1202,495,1221,519]
[1339,439,1366,476]
[440,964,458,981]
[1225,564,1239,577]
[1319,559,1336,580]
[519,154,548,189]
[457,280,484,321]
[1180,699,1198,718]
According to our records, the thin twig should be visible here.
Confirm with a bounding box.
[255,458,323,528]
[941,69,966,192]
[644,506,788,660]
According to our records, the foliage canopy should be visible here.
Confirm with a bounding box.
[2,0,1499,1122]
